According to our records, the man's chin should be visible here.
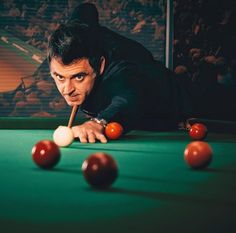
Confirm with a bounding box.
[66,99,82,106]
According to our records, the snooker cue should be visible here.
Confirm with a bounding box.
[186,118,236,133]
[68,105,78,128]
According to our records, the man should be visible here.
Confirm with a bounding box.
[48,8,236,143]
[48,22,194,143]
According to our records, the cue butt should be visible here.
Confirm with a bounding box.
[68,105,78,128]
[186,118,236,133]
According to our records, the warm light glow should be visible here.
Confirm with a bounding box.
[92,164,98,171]
[40,149,46,156]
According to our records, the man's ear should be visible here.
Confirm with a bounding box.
[99,56,106,75]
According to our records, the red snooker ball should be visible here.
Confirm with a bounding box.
[184,141,213,169]
[189,123,208,140]
[105,122,123,140]
[32,140,61,169]
[82,152,118,189]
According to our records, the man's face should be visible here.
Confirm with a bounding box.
[50,58,97,106]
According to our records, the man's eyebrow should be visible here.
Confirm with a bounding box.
[51,71,63,77]
[51,71,88,78]
[71,72,88,78]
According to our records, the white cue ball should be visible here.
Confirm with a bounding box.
[53,126,74,147]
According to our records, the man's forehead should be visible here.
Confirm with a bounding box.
[50,57,92,73]
[51,57,90,67]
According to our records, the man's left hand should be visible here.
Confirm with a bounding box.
[72,121,107,143]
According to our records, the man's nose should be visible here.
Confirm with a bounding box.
[63,80,75,95]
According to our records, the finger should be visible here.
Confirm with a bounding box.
[87,132,96,143]
[78,131,88,143]
[96,133,107,143]
[72,126,88,143]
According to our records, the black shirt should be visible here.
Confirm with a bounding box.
[80,60,193,131]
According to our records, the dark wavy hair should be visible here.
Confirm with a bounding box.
[47,22,103,74]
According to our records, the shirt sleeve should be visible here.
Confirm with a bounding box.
[96,62,144,131]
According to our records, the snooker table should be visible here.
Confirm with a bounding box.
[0,117,236,233]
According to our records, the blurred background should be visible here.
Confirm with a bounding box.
[0,0,235,118]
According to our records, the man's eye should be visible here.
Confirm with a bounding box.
[56,75,64,81]
[75,75,85,81]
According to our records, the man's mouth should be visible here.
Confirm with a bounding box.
[67,94,80,102]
